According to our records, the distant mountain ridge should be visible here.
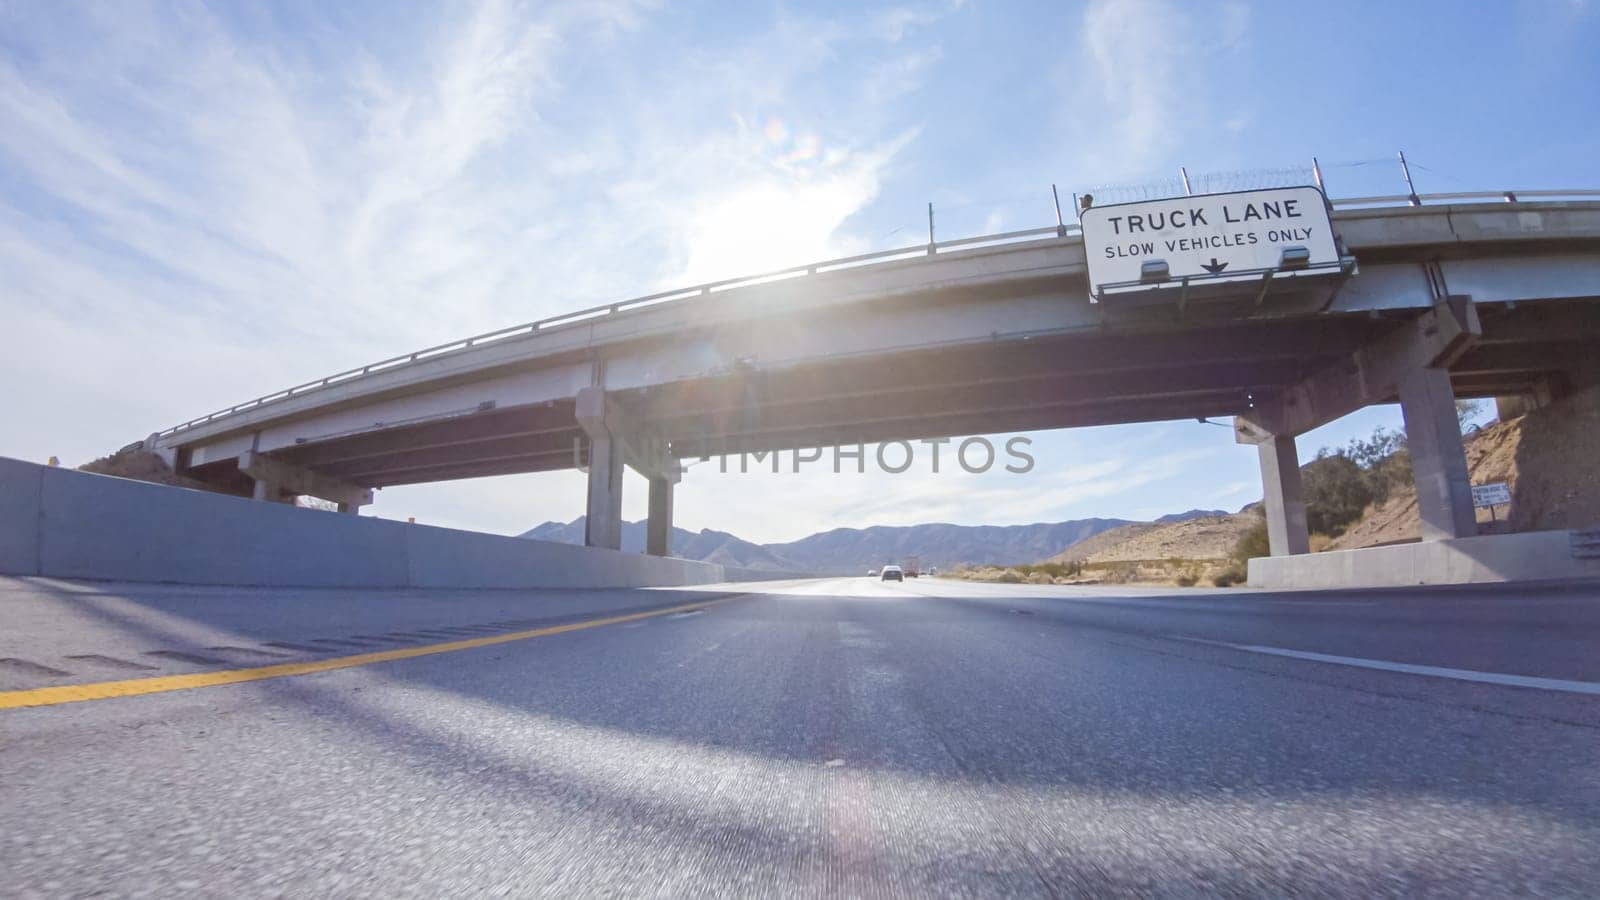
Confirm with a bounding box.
[519,519,803,571]
[520,516,1135,573]
[1155,508,1229,524]
[765,519,1133,572]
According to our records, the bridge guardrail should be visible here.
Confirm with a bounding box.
[155,190,1600,440]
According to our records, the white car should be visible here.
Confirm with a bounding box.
[867,568,878,577]
[880,565,904,582]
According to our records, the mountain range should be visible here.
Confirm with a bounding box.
[519,520,803,570]
[520,509,1232,573]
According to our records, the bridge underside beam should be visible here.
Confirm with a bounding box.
[237,451,374,512]
[163,287,1598,497]
[1237,297,1481,439]
[359,449,576,488]
[314,430,581,484]
[667,391,1254,460]
[647,358,1307,436]
[275,403,578,469]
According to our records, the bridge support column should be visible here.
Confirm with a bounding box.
[1234,420,1310,556]
[250,477,289,504]
[1399,366,1477,540]
[1255,433,1311,557]
[577,385,680,552]
[143,433,178,470]
[647,476,674,557]
[1235,293,1482,550]
[583,432,625,550]
[1494,395,1529,422]
[1495,376,1556,422]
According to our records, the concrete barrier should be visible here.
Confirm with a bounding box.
[0,457,43,575]
[1248,530,1600,589]
[0,456,733,589]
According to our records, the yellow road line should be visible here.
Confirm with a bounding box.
[0,597,731,711]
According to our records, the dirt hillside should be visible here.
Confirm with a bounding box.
[1333,385,1600,549]
[78,448,219,492]
[1004,385,1600,585]
[1044,522,1157,563]
[1045,514,1256,565]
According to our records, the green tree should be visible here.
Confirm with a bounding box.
[1342,427,1405,469]
[1340,427,1410,503]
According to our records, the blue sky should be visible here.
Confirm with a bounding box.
[2,0,1597,543]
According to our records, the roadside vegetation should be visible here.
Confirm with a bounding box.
[963,407,1490,589]
[1212,422,1419,586]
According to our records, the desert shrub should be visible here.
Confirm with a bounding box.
[1097,562,1137,584]
[1175,573,1198,587]
[1302,453,1372,535]
[1212,567,1244,587]
[997,571,1022,584]
[1364,450,1412,504]
[1234,520,1271,562]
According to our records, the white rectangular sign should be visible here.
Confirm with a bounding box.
[1080,186,1338,295]
[1471,482,1511,507]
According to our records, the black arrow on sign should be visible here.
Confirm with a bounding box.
[1201,257,1229,275]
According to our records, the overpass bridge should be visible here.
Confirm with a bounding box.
[143,190,1600,560]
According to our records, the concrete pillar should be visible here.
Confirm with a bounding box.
[1496,376,1558,422]
[1256,435,1311,557]
[1399,366,1477,540]
[144,433,178,470]
[251,478,286,503]
[646,476,673,557]
[584,434,624,550]
[1494,395,1530,422]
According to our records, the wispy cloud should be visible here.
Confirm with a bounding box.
[1061,0,1251,178]
[0,0,954,534]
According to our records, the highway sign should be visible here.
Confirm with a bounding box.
[1080,186,1339,296]
[1471,482,1511,507]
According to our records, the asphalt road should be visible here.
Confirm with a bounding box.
[3,574,1600,897]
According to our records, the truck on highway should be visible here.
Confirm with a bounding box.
[903,556,921,578]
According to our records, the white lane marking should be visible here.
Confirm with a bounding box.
[1255,600,1378,607]
[1174,637,1600,695]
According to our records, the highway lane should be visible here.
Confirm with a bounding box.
[3,575,1599,896]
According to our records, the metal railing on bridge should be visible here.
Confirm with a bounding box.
[155,188,1600,440]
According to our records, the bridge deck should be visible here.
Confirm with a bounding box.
[152,194,1600,492]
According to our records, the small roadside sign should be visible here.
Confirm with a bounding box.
[1471,482,1511,508]
[1079,185,1339,297]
